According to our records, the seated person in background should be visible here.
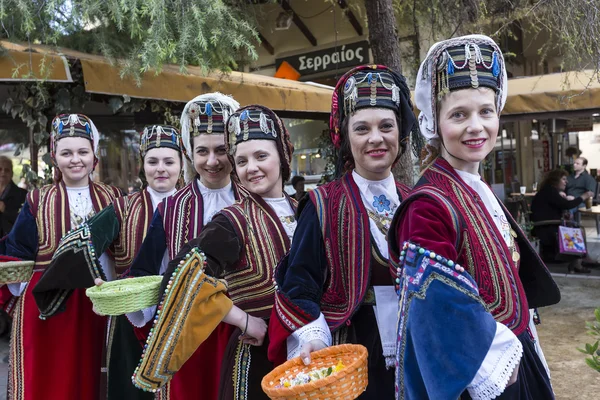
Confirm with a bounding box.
[290,175,306,201]
[531,168,593,273]
[0,156,27,237]
[566,157,596,204]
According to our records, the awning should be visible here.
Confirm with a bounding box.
[0,41,332,113]
[503,70,600,116]
[0,42,72,82]
[3,41,600,117]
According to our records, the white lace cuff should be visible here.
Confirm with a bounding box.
[286,313,332,360]
[126,305,156,328]
[467,322,523,400]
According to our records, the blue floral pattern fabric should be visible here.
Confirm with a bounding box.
[373,194,392,213]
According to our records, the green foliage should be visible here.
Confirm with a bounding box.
[389,0,600,79]
[0,0,259,76]
[577,308,600,373]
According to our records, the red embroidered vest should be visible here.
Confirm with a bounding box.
[159,180,248,259]
[28,181,121,271]
[389,158,560,335]
[112,190,153,274]
[219,193,297,318]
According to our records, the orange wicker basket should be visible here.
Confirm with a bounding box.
[261,344,368,400]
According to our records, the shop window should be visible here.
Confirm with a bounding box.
[283,118,328,193]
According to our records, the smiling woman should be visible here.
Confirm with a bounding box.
[45,124,184,400]
[268,64,418,400]
[0,113,122,400]
[131,105,297,400]
[389,35,560,400]
[437,87,499,174]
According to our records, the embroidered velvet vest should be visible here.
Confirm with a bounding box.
[159,180,248,259]
[218,193,297,318]
[28,181,121,271]
[299,173,409,331]
[389,158,560,336]
[112,189,153,274]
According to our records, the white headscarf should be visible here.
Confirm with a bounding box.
[179,93,240,184]
[415,34,508,147]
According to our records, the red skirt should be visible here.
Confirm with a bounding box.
[9,272,106,400]
[160,322,235,400]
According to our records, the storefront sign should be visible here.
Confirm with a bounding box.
[276,41,369,76]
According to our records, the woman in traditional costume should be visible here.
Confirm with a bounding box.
[1,114,122,400]
[267,65,418,399]
[46,125,184,400]
[127,93,247,400]
[389,35,560,399]
[132,105,297,400]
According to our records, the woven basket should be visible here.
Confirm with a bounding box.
[0,260,34,284]
[262,344,368,400]
[85,276,162,316]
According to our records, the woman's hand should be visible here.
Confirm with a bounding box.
[223,305,267,346]
[299,339,328,365]
[507,361,520,387]
[92,278,105,316]
[238,315,267,346]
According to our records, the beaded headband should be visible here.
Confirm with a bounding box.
[180,93,240,184]
[185,100,230,136]
[225,105,294,182]
[330,65,417,150]
[139,125,182,158]
[415,34,508,145]
[434,42,502,100]
[227,108,278,144]
[51,114,98,153]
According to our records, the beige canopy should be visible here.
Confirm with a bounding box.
[2,41,599,116]
[0,41,332,113]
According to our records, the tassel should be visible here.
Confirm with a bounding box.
[469,57,479,88]
[370,73,377,106]
[207,115,213,134]
[259,112,269,134]
[205,102,212,116]
[392,85,400,105]
[228,116,240,137]
[447,58,455,75]
[492,52,500,77]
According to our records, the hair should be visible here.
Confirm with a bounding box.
[291,175,305,187]
[334,111,404,178]
[540,168,568,191]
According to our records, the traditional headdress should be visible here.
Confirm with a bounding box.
[180,93,240,184]
[50,113,101,181]
[329,65,418,175]
[225,105,294,183]
[330,65,417,147]
[138,125,184,187]
[50,113,100,159]
[415,34,508,148]
[139,125,182,158]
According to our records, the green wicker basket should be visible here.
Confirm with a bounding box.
[85,276,163,316]
[0,260,34,284]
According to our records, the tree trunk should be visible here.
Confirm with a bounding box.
[364,0,414,186]
[29,127,38,175]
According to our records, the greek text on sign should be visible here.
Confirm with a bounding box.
[276,41,370,75]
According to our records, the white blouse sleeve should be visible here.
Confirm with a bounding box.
[466,322,523,399]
